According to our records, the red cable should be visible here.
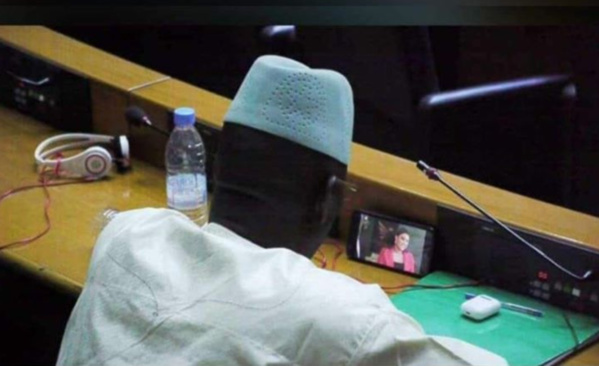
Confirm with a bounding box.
[0,177,52,251]
[381,283,417,292]
[0,155,94,250]
[315,248,327,268]
[329,240,344,271]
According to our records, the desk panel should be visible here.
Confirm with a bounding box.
[346,143,599,251]
[0,26,167,92]
[131,78,230,129]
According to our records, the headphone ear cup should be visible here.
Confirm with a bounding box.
[60,146,113,178]
[112,135,131,173]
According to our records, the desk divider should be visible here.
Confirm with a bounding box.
[0,25,598,266]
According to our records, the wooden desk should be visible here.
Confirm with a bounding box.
[0,106,411,293]
[2,25,597,251]
[1,105,598,365]
[127,75,599,252]
[0,107,165,293]
[0,26,168,91]
[0,25,598,364]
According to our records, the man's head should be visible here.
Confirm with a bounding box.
[210,55,354,257]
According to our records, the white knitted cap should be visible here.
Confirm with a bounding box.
[224,55,354,165]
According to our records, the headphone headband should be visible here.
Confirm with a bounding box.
[34,133,130,178]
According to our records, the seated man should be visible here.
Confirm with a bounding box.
[57,55,507,366]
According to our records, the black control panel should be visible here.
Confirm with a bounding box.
[0,43,92,132]
[434,205,599,317]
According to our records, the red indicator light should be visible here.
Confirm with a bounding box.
[538,271,548,280]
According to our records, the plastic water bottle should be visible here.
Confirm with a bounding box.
[165,107,208,226]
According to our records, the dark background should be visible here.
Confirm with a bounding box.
[50,26,599,217]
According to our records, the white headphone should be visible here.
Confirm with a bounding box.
[34,133,131,179]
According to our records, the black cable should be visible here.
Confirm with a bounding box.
[402,282,480,292]
[562,311,581,350]
[385,281,481,293]
[416,160,593,282]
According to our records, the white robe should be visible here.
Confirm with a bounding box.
[57,208,507,366]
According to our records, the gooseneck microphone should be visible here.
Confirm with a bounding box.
[125,106,170,137]
[416,160,593,281]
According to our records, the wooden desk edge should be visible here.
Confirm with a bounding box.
[0,251,82,296]
[131,78,229,129]
[1,26,598,259]
[0,26,166,92]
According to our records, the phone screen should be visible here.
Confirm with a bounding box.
[347,211,435,277]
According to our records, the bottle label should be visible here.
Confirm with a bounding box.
[167,173,207,210]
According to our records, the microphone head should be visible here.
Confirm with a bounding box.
[416,160,430,173]
[416,160,441,181]
[125,106,149,127]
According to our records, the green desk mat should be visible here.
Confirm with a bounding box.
[390,272,599,366]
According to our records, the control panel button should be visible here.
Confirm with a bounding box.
[541,292,550,300]
[590,293,598,303]
[542,283,550,291]
[554,281,563,291]
[572,288,581,297]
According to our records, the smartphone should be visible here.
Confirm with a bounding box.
[347,210,435,277]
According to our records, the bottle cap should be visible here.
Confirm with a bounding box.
[174,107,196,127]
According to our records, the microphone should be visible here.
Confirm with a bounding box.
[416,160,593,281]
[125,106,170,137]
